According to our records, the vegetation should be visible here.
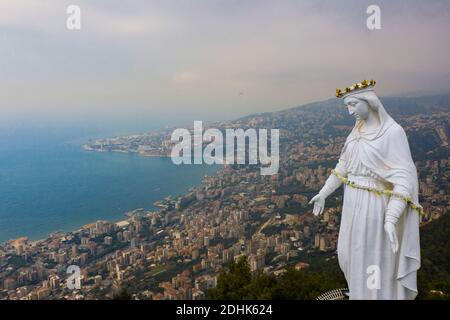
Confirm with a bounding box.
[207,256,345,300]
[113,288,132,300]
[417,213,450,300]
[7,255,29,268]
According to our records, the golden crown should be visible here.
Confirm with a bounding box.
[336,79,376,98]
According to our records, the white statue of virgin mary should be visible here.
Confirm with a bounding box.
[309,80,421,300]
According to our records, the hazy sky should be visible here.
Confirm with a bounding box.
[1,0,450,125]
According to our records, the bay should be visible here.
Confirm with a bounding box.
[0,124,218,243]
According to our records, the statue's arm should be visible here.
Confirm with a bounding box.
[385,185,409,225]
[384,125,416,225]
[384,184,409,253]
[334,156,347,178]
[309,155,347,216]
[318,156,347,199]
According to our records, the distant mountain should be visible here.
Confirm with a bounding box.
[235,92,450,125]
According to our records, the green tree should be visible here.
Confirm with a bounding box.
[207,256,252,299]
[243,271,277,299]
[113,288,132,300]
[271,267,343,300]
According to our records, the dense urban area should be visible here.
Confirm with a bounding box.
[1,93,449,300]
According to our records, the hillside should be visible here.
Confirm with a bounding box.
[207,214,450,300]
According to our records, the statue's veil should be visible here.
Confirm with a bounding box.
[345,90,395,141]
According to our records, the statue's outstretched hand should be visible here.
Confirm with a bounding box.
[309,194,325,217]
[384,222,399,253]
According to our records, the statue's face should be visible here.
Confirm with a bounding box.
[344,96,370,120]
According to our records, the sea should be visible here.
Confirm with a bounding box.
[0,121,219,244]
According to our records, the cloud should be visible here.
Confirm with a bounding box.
[173,71,202,85]
[1,0,449,123]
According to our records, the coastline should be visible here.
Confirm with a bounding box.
[1,213,131,246]
[0,144,219,246]
[83,144,171,158]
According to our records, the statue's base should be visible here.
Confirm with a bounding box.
[316,288,349,300]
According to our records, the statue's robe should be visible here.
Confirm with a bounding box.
[335,105,420,300]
